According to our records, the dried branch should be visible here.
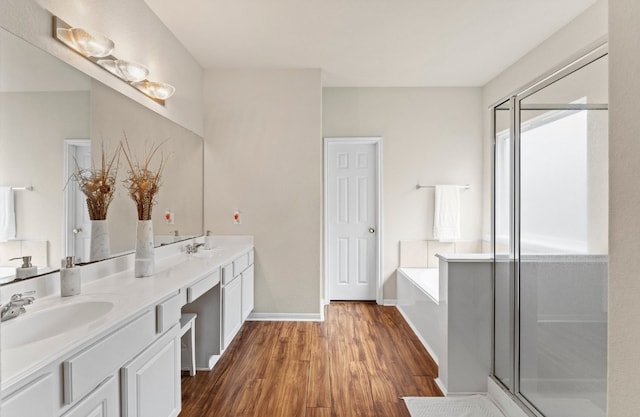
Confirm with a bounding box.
[70,143,120,220]
[121,133,168,221]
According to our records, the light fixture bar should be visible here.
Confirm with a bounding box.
[52,16,174,105]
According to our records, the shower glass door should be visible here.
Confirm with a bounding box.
[493,98,514,392]
[492,44,608,417]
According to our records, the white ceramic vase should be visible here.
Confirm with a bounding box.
[135,220,154,277]
[90,220,110,262]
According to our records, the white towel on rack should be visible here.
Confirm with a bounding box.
[433,185,460,242]
[0,186,16,241]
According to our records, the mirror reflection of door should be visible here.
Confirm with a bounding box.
[64,140,91,263]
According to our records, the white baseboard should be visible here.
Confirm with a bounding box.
[435,378,447,396]
[247,312,324,322]
[383,298,397,306]
[396,305,440,365]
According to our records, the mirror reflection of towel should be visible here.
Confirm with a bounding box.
[0,187,16,241]
[433,185,460,242]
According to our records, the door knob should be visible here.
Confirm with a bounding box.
[72,228,82,234]
[369,227,375,234]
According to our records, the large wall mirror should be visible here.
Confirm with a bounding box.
[0,27,204,285]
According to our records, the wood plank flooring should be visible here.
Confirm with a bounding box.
[180,302,442,417]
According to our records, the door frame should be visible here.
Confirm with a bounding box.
[63,139,91,260]
[323,137,383,305]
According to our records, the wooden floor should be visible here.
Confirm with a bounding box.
[180,302,442,417]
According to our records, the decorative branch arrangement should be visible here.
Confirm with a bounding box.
[72,144,120,220]
[121,134,168,221]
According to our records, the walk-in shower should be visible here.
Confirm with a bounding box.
[491,41,608,417]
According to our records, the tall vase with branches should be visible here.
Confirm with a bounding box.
[121,135,167,277]
[71,144,120,262]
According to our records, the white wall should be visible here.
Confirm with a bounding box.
[203,69,322,316]
[0,0,204,136]
[481,0,608,240]
[608,1,640,415]
[323,88,483,300]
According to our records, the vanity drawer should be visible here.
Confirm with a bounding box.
[156,292,181,334]
[233,253,250,277]
[222,263,233,285]
[187,269,220,303]
[63,310,155,405]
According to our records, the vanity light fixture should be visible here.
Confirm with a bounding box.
[53,16,175,104]
[97,59,149,82]
[133,80,176,101]
[56,27,114,58]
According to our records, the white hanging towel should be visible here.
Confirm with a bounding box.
[0,186,16,241]
[433,185,460,242]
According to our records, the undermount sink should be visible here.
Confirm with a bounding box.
[1,300,115,350]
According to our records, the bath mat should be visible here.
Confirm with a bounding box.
[402,395,506,417]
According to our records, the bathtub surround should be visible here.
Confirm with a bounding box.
[396,254,492,395]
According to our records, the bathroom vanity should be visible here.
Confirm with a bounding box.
[0,238,254,417]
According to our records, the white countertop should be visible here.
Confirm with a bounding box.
[436,253,493,262]
[1,242,252,392]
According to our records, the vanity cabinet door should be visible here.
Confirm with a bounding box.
[222,276,242,349]
[1,374,56,417]
[241,264,254,321]
[63,376,118,417]
[121,326,181,417]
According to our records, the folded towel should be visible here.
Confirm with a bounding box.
[433,185,460,242]
[0,186,16,241]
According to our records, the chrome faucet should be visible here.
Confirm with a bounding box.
[186,242,205,254]
[1,291,36,322]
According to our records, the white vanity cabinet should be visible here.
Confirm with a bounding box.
[62,376,118,417]
[241,264,254,321]
[221,250,254,350]
[1,374,57,417]
[0,293,182,417]
[121,325,181,417]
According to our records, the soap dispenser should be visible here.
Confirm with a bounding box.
[10,256,37,279]
[205,230,214,250]
[60,256,82,297]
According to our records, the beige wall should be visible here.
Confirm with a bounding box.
[0,91,90,266]
[323,87,483,300]
[0,0,204,136]
[608,1,640,414]
[203,69,322,316]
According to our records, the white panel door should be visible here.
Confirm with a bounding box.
[327,141,378,300]
[64,140,91,263]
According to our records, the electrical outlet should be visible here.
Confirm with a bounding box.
[233,210,241,225]
[165,210,174,225]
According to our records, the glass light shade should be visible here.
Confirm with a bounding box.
[96,59,120,77]
[69,28,114,58]
[115,60,149,82]
[134,80,176,100]
[56,28,75,49]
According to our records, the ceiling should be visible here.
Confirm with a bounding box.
[143,0,598,87]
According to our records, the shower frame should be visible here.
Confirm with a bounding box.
[489,39,609,417]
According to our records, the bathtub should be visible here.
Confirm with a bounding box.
[396,254,492,395]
